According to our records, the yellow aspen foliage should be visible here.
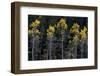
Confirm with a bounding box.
[28,19,41,38]
[31,19,40,28]
[79,26,87,39]
[57,18,68,30]
[33,29,40,35]
[73,35,79,42]
[31,22,36,28]
[47,32,53,38]
[83,26,87,32]
[34,19,40,25]
[59,18,66,23]
[47,25,55,33]
[47,25,55,38]
[70,23,79,33]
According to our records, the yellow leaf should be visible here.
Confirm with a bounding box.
[35,19,40,25]
[79,28,87,39]
[70,23,79,33]
[47,25,55,33]
[57,18,68,30]
[33,29,40,35]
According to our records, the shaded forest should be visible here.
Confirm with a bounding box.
[28,15,88,61]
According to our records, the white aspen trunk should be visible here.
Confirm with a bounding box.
[32,35,34,60]
[49,38,52,59]
[61,35,64,59]
[74,43,77,58]
[35,37,39,60]
[81,40,84,58]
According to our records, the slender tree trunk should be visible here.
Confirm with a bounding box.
[81,40,84,58]
[32,35,34,60]
[47,40,49,60]
[61,34,64,59]
[74,43,77,58]
[35,38,39,60]
[49,38,52,59]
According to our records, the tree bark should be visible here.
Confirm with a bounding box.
[61,35,64,59]
[32,35,35,60]
[49,38,52,60]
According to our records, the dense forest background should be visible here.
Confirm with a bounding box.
[28,15,88,61]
